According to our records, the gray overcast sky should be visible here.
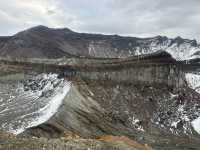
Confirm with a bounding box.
[0,0,200,40]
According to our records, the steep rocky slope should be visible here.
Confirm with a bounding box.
[0,73,71,134]
[0,52,200,149]
[0,26,200,60]
[20,79,200,149]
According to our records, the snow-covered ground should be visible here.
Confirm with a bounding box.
[165,42,200,61]
[83,35,200,60]
[192,117,200,134]
[0,73,71,134]
[185,73,200,94]
[185,73,200,134]
[131,37,200,61]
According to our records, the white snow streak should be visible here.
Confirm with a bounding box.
[185,73,200,94]
[192,117,200,134]
[13,81,71,135]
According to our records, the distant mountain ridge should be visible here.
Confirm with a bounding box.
[0,25,200,60]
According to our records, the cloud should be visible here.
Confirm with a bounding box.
[76,0,200,40]
[0,0,81,35]
[0,0,200,41]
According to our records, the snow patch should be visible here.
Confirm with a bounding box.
[185,73,200,94]
[132,116,144,132]
[132,37,200,60]
[192,117,200,134]
[0,73,71,135]
[13,81,71,135]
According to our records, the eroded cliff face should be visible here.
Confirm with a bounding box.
[0,51,186,89]
[76,63,185,89]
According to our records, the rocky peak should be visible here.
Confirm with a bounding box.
[0,25,200,60]
[190,39,198,47]
[173,36,185,45]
